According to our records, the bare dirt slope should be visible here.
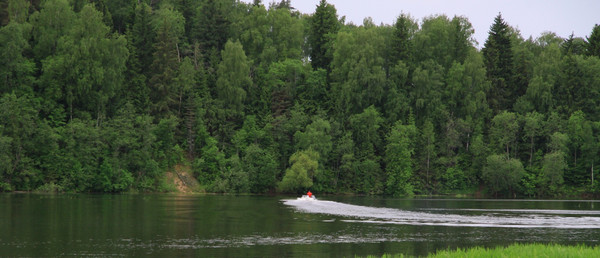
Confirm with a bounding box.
[165,164,199,193]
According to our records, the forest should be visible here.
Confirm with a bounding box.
[1,0,600,197]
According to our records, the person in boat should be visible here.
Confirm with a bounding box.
[307,190,312,198]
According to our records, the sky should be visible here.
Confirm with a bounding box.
[253,0,600,48]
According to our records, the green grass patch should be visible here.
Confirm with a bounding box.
[366,243,600,257]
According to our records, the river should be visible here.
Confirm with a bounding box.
[1,194,600,257]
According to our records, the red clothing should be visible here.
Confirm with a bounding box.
[307,191,312,197]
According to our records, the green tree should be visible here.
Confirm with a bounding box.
[0,22,34,95]
[384,60,411,123]
[385,120,416,196]
[129,2,155,78]
[279,149,319,193]
[586,24,600,57]
[349,106,384,159]
[40,4,128,122]
[308,0,339,72]
[483,154,525,197]
[349,106,384,193]
[149,5,184,117]
[212,154,249,193]
[411,60,444,121]
[331,25,386,117]
[540,151,566,196]
[522,112,544,167]
[0,94,39,191]
[191,0,230,57]
[30,0,76,61]
[387,14,416,71]
[445,50,490,121]
[490,111,519,156]
[261,6,304,63]
[419,120,436,191]
[482,13,514,112]
[7,0,29,23]
[524,42,560,113]
[294,117,332,162]
[216,40,251,114]
[243,144,278,193]
[413,15,474,69]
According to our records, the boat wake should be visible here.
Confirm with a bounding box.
[282,199,600,229]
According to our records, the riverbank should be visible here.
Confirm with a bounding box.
[369,243,600,257]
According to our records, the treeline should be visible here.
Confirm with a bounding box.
[1,0,600,197]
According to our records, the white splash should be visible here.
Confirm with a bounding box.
[283,199,600,229]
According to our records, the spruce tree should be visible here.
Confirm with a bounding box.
[388,14,413,70]
[482,13,514,112]
[308,0,339,72]
[586,24,600,57]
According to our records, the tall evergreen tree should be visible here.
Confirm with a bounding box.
[587,24,600,57]
[130,3,155,79]
[308,0,339,72]
[192,0,230,58]
[482,14,514,112]
[387,14,414,70]
[149,5,184,118]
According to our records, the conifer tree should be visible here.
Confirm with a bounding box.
[482,14,514,112]
[308,0,339,72]
[587,24,600,57]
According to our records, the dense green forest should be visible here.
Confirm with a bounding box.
[1,0,600,197]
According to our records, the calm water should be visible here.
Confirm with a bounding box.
[1,194,600,257]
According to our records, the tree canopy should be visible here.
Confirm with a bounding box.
[0,1,599,198]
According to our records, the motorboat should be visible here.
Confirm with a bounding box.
[298,195,317,200]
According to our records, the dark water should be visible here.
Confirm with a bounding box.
[1,194,600,257]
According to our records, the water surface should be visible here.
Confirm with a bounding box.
[1,194,599,257]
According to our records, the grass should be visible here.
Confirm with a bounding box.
[366,243,600,258]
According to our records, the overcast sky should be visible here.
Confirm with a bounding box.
[253,0,599,47]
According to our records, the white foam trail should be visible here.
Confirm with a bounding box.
[283,199,600,229]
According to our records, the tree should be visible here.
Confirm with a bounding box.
[562,33,587,56]
[129,2,155,78]
[413,15,474,70]
[349,106,384,159]
[411,60,444,121]
[261,6,304,63]
[385,120,416,196]
[7,0,29,24]
[386,14,416,71]
[149,5,184,118]
[540,151,566,196]
[483,154,525,196]
[191,0,230,58]
[0,22,35,95]
[244,144,278,193]
[490,111,519,156]
[587,24,600,57]
[294,117,332,162]
[0,94,39,191]
[40,4,128,123]
[419,120,436,191]
[278,149,320,193]
[349,106,384,193]
[30,0,76,61]
[212,154,249,193]
[331,25,387,118]
[216,40,251,114]
[308,0,339,72]
[482,14,514,112]
[522,112,544,167]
